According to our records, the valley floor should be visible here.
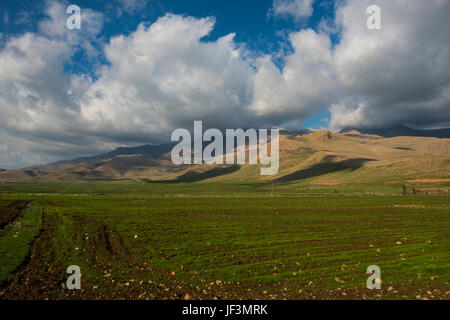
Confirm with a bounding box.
[0,182,449,300]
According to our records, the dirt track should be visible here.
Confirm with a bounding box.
[1,200,448,300]
[0,200,30,230]
[0,213,198,300]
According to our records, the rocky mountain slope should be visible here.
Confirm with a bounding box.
[0,130,449,184]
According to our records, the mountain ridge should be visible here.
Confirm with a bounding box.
[340,125,450,138]
[0,129,449,184]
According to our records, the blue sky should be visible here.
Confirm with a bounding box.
[1,0,337,49]
[0,0,449,168]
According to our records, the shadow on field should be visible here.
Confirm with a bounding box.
[275,155,374,183]
[153,165,241,183]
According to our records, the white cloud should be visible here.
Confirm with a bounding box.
[329,0,450,130]
[270,0,315,21]
[81,16,335,141]
[38,1,104,56]
[0,12,257,167]
[80,14,254,140]
[250,29,335,124]
[0,10,333,168]
[0,1,107,167]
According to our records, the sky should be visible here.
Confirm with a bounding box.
[0,0,449,168]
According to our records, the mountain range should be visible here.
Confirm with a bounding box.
[340,125,450,138]
[0,126,449,184]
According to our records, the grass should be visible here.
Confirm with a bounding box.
[0,179,445,196]
[0,203,42,286]
[0,182,448,299]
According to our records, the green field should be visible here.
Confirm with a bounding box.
[0,181,449,300]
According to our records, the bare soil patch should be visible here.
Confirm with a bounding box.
[313,182,341,185]
[0,200,30,230]
[407,178,450,183]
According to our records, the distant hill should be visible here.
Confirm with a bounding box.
[296,128,315,135]
[340,125,450,138]
[50,143,176,167]
[0,129,449,184]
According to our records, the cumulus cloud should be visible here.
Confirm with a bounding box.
[0,8,332,167]
[80,15,335,141]
[0,11,257,167]
[38,1,104,56]
[0,30,114,165]
[0,1,108,166]
[79,14,255,142]
[250,29,335,125]
[270,0,315,21]
[329,0,450,130]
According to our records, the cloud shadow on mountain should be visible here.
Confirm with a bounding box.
[274,155,375,183]
[151,165,240,183]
